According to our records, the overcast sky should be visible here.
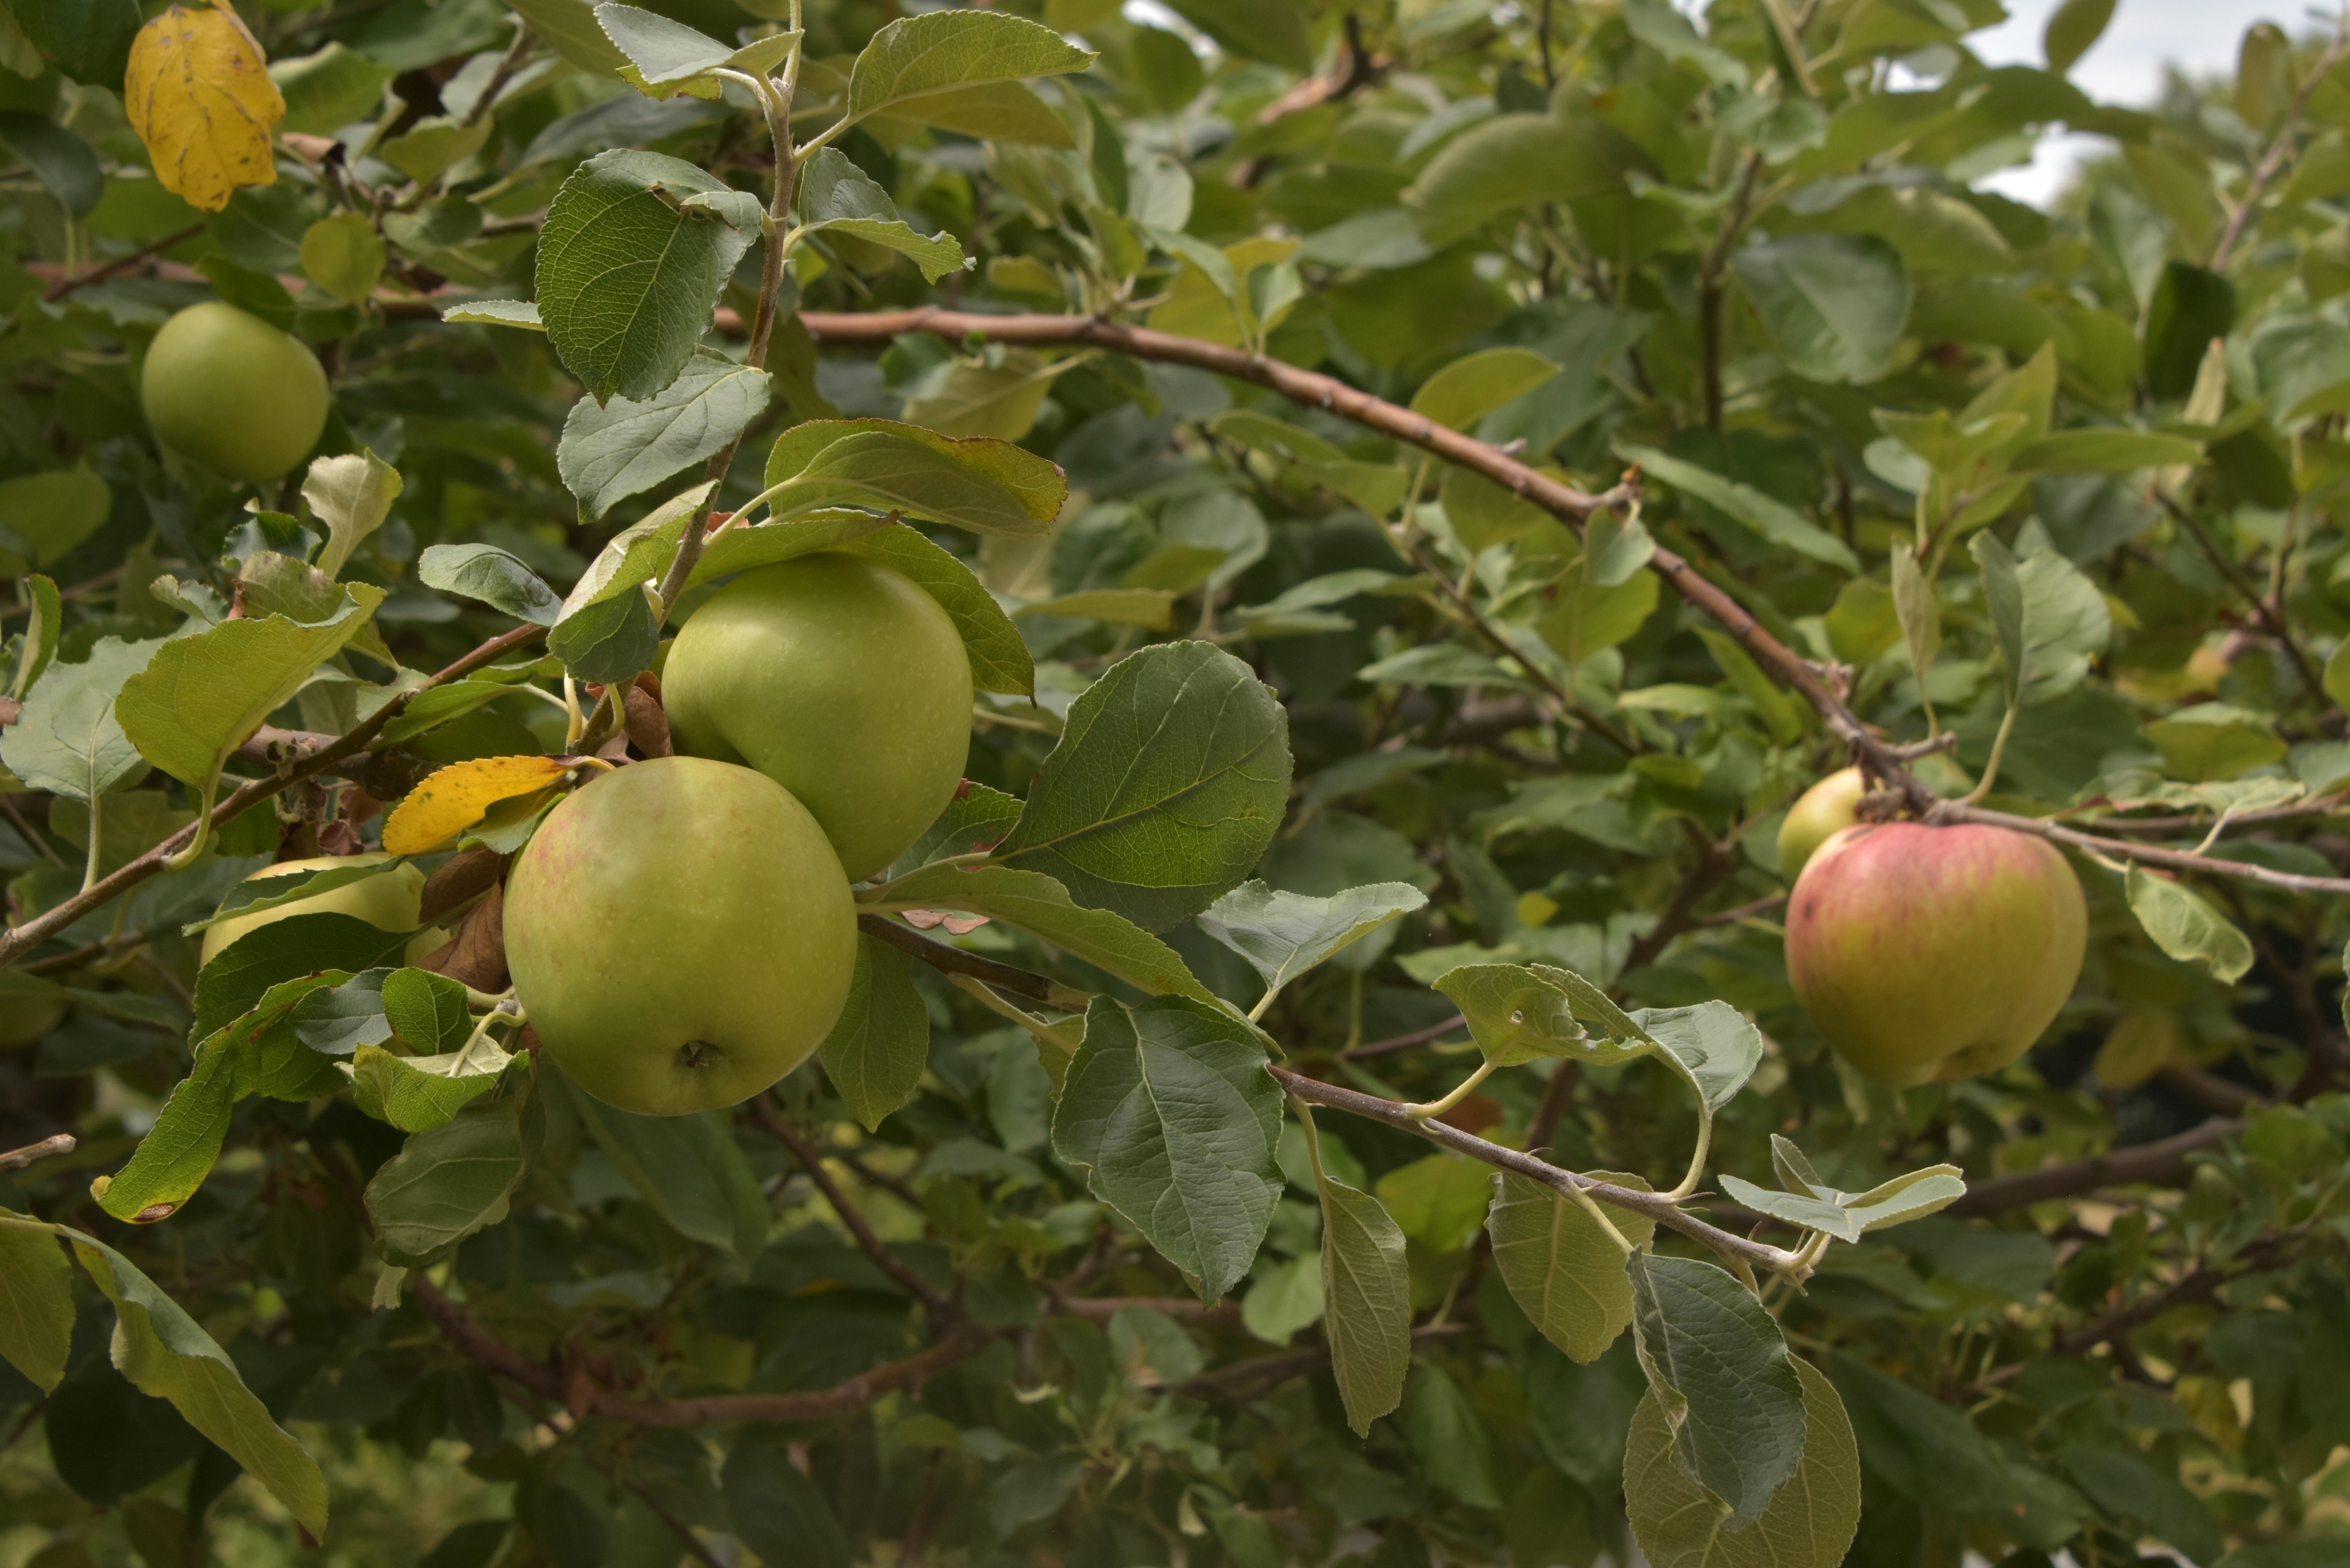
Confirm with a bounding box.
[1972,0,2301,203]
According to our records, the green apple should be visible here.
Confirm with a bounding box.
[663,552,972,881]
[1785,822,2086,1089]
[200,854,427,968]
[0,974,65,1048]
[1777,766,1866,879]
[142,302,330,482]
[504,756,857,1116]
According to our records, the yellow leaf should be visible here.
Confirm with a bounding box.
[384,756,572,855]
[125,0,285,214]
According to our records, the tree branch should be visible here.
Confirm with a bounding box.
[745,1094,955,1315]
[412,1275,994,1427]
[2211,26,2350,270]
[1270,1067,1810,1278]
[0,623,546,969]
[857,913,1091,1011]
[1945,1118,2240,1216]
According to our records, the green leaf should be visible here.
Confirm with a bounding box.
[840,522,1033,698]
[1631,1001,1764,1110]
[0,1213,73,1392]
[114,589,387,810]
[0,465,108,564]
[843,11,1094,131]
[2009,428,2202,474]
[303,450,402,579]
[1733,234,1911,384]
[193,913,417,1042]
[765,417,1067,525]
[901,348,1066,440]
[440,299,545,330]
[181,859,408,935]
[820,935,931,1132]
[364,1090,528,1264]
[2016,547,2111,706]
[2064,1447,2226,1568]
[548,587,661,685]
[351,1043,509,1132]
[1050,994,1283,1301]
[0,111,100,215]
[536,149,766,404]
[570,1086,770,1260]
[1890,541,1939,696]
[2144,261,2235,400]
[1970,531,2026,706]
[2042,0,2115,72]
[1618,444,1857,572]
[1409,348,1561,432]
[2124,865,2255,984]
[505,0,630,73]
[0,635,160,803]
[1196,881,1428,994]
[994,641,1292,931]
[794,146,970,283]
[1160,0,1308,69]
[561,483,715,621]
[1626,1252,1807,1526]
[2141,702,2290,782]
[64,1230,328,1537]
[870,862,1218,1006]
[887,782,1023,879]
[1435,963,1645,1068]
[417,544,564,626]
[868,80,1074,149]
[1487,1170,1656,1362]
[684,510,897,591]
[380,114,493,183]
[382,966,477,1054]
[726,1444,854,1568]
[766,430,1054,539]
[559,353,774,520]
[1625,1358,1859,1568]
[1376,1153,1493,1253]
[300,213,386,304]
[594,2,734,88]
[1404,1362,1502,1507]
[10,572,61,701]
[1402,114,1656,241]
[1318,1175,1410,1436]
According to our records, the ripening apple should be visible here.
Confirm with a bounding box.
[503,756,857,1116]
[662,552,972,881]
[142,302,330,482]
[1784,822,2086,1088]
[1777,766,1865,879]
[200,854,427,968]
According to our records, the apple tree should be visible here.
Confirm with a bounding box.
[0,0,2346,1564]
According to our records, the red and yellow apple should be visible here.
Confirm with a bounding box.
[661,553,972,881]
[1785,821,2086,1088]
[503,756,856,1116]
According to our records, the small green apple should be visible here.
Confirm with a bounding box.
[1777,766,1865,879]
[662,552,972,881]
[1785,821,2086,1088]
[142,303,330,482]
[504,756,857,1116]
[200,853,427,968]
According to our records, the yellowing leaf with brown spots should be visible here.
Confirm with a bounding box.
[384,756,571,855]
[124,0,285,214]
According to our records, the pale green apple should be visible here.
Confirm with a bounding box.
[142,302,330,481]
[200,854,427,968]
[504,756,857,1116]
[662,552,972,880]
[1785,822,2086,1088]
[1777,766,1866,879]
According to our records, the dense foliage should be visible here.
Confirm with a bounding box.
[1,0,2349,1564]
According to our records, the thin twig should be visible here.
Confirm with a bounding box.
[1270,1067,1810,1278]
[0,1133,74,1171]
[746,1096,955,1315]
[1946,1118,2240,1216]
[2211,26,2350,269]
[2155,492,2329,715]
[41,227,206,302]
[1341,1012,1467,1059]
[0,624,545,968]
[856,914,1090,1011]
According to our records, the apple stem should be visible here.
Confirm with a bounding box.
[1403,1056,1498,1121]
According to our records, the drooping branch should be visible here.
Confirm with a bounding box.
[1945,1118,2241,1217]
[799,309,2350,898]
[1271,1067,1810,1279]
[0,623,546,969]
[412,1275,994,1427]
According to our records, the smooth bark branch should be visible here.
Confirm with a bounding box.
[1269,1067,1811,1278]
[0,1133,74,1171]
[0,623,546,969]
[1946,1118,2242,1216]
[412,1275,994,1427]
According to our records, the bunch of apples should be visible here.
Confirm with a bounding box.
[1777,768,2087,1088]
[204,552,975,1117]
